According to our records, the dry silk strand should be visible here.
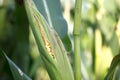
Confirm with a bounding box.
[33,14,56,60]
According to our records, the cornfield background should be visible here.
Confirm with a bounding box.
[0,0,120,80]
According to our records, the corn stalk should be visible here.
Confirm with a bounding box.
[73,0,82,80]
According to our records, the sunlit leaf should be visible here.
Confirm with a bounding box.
[115,0,120,9]
[103,0,117,13]
[99,15,116,41]
[82,2,96,24]
[108,33,119,55]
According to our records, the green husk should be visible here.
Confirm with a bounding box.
[24,0,74,80]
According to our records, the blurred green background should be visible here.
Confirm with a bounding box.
[0,0,120,80]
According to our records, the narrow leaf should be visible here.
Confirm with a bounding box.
[104,54,120,80]
[0,50,32,80]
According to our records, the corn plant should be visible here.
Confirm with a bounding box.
[0,0,120,80]
[0,0,81,80]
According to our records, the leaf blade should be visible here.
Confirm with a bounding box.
[104,54,120,80]
[0,50,32,80]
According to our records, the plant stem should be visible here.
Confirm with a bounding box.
[73,0,82,80]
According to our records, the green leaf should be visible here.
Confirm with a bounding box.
[104,54,120,80]
[0,50,32,80]
[103,0,117,13]
[108,33,119,55]
[99,15,116,41]
[33,0,72,52]
[82,2,96,24]
[113,65,120,80]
